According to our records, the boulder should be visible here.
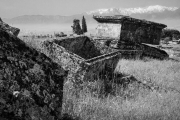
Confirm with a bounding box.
[0,30,67,120]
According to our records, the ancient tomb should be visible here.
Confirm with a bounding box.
[93,15,167,45]
[0,29,66,119]
[40,36,121,88]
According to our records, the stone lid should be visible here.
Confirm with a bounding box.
[93,15,167,28]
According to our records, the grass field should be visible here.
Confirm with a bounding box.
[21,36,180,120]
[62,59,180,120]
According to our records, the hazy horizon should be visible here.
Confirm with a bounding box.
[1,0,180,35]
[1,0,180,18]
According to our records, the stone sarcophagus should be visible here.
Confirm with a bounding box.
[93,15,169,60]
[93,15,167,45]
[40,36,121,87]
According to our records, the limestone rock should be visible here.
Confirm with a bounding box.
[0,30,67,120]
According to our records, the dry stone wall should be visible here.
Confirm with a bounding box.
[0,30,67,120]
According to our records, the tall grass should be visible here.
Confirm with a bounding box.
[62,59,180,120]
[22,37,180,119]
[115,59,180,92]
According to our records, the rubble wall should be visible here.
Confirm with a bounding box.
[96,23,121,39]
[0,30,67,120]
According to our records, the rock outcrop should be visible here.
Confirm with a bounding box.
[0,30,67,120]
[0,18,20,36]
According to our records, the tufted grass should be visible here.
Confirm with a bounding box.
[62,59,180,120]
[22,36,180,120]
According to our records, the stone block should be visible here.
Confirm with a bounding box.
[0,30,66,120]
[40,36,121,88]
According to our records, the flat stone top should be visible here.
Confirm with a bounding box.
[93,15,167,28]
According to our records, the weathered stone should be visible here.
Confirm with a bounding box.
[0,30,67,120]
[0,18,20,36]
[71,19,83,35]
[93,15,169,60]
[39,36,121,89]
[93,15,167,45]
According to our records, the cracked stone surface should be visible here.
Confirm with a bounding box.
[0,30,67,120]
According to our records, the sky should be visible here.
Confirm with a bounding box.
[0,0,180,18]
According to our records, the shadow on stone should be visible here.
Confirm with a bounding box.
[0,28,67,119]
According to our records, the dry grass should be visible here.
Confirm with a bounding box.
[22,37,180,120]
[62,59,180,120]
[116,59,180,92]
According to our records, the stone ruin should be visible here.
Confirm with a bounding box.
[0,18,20,36]
[40,36,121,89]
[93,15,169,59]
[0,23,67,120]
[71,19,83,35]
[0,17,124,120]
[0,15,171,120]
[93,15,167,45]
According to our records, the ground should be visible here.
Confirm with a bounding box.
[20,35,180,120]
[62,59,180,120]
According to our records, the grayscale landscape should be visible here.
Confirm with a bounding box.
[0,0,180,120]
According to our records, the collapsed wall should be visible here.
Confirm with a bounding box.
[0,29,67,120]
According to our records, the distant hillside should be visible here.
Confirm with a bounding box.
[2,5,180,29]
[3,14,94,24]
